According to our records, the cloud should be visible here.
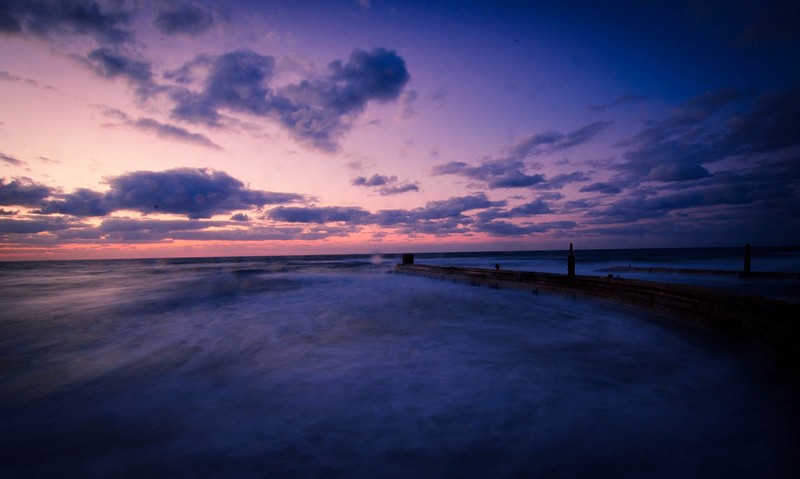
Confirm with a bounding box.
[662,88,749,128]
[734,0,800,46]
[535,171,591,190]
[0,71,20,82]
[431,158,544,189]
[0,216,82,234]
[85,47,159,99]
[101,106,221,149]
[722,87,800,154]
[153,3,213,36]
[230,213,250,222]
[0,177,53,206]
[511,121,613,158]
[433,122,611,191]
[264,193,504,239]
[399,89,417,119]
[31,168,304,219]
[0,208,18,216]
[132,118,222,150]
[170,47,409,150]
[36,188,109,216]
[579,182,622,195]
[267,206,372,224]
[0,0,132,44]
[586,155,800,226]
[509,199,552,216]
[474,220,576,237]
[612,87,800,186]
[588,94,646,113]
[103,168,303,219]
[99,217,228,235]
[351,174,419,195]
[0,152,25,166]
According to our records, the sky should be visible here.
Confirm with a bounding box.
[1,0,799,260]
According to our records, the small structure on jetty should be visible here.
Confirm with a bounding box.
[395,246,800,380]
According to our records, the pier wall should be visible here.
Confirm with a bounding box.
[395,263,800,375]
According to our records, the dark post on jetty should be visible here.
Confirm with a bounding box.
[402,253,415,265]
[567,243,576,278]
[743,243,752,278]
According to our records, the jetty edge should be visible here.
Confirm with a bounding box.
[394,261,800,378]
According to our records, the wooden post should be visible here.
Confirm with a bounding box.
[402,253,415,265]
[743,243,751,277]
[568,243,575,277]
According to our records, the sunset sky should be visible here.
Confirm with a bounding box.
[1,0,799,260]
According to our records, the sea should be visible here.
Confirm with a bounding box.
[1,246,799,477]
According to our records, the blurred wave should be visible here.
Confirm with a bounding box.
[0,252,797,477]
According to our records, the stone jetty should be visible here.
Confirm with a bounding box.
[395,253,800,380]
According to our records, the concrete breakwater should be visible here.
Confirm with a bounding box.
[395,262,800,377]
[597,265,800,279]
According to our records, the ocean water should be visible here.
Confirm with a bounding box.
[0,249,798,477]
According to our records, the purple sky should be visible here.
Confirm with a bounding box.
[1,0,799,259]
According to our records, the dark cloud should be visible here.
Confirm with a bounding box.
[433,122,611,191]
[0,177,53,206]
[86,47,158,98]
[587,155,800,226]
[0,208,18,216]
[132,118,222,150]
[153,3,213,36]
[264,193,503,239]
[663,88,749,128]
[267,206,372,224]
[36,188,109,216]
[230,213,250,222]
[171,47,409,150]
[0,152,25,166]
[588,94,646,113]
[99,217,228,235]
[351,174,419,195]
[535,171,591,190]
[29,168,303,219]
[473,198,553,224]
[733,0,800,46]
[102,105,221,149]
[0,216,82,234]
[722,87,800,154]
[352,174,390,187]
[431,158,544,189]
[417,194,505,220]
[163,54,211,85]
[509,199,552,216]
[511,121,613,158]
[474,220,576,237]
[613,87,800,186]
[0,0,132,44]
[104,168,303,219]
[379,183,419,195]
[579,182,622,195]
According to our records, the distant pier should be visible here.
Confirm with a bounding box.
[395,251,800,379]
